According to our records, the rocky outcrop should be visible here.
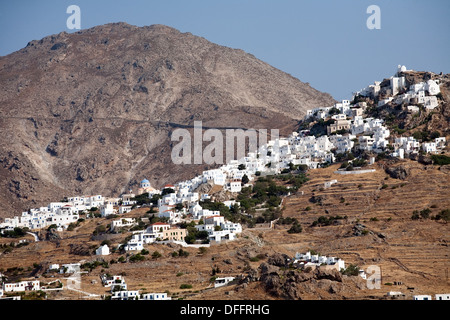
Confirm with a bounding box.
[385,165,410,180]
[256,253,363,300]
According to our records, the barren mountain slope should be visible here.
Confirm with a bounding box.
[0,22,336,217]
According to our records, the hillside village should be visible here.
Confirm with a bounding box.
[0,65,449,300]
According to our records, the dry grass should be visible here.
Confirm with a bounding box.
[1,159,449,299]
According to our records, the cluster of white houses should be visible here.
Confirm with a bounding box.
[1,66,446,237]
[304,65,446,157]
[354,65,441,110]
[100,274,171,300]
[123,221,187,251]
[0,194,123,232]
[292,251,346,271]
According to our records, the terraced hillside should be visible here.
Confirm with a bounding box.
[279,160,450,297]
[0,159,448,300]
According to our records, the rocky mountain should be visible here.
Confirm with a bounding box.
[0,22,336,217]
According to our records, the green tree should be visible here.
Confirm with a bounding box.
[341,264,359,276]
[152,251,162,260]
[287,222,302,234]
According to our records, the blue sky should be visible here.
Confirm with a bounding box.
[1,0,449,100]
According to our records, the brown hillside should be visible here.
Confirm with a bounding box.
[0,159,448,300]
[0,22,336,218]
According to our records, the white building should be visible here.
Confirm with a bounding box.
[214,277,235,288]
[435,137,446,149]
[435,294,450,300]
[111,290,140,300]
[294,251,345,271]
[123,240,144,252]
[101,275,126,287]
[95,244,110,256]
[228,179,242,193]
[426,79,440,96]
[324,180,338,189]
[140,292,171,300]
[202,169,227,186]
[110,218,136,231]
[423,96,438,110]
[146,222,171,234]
[2,281,40,292]
[390,76,406,96]
[195,215,242,243]
[100,203,115,217]
[413,295,432,300]
[119,206,132,214]
[422,142,437,153]
[60,263,81,274]
[121,194,136,206]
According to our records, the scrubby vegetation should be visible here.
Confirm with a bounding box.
[311,215,346,227]
[431,154,450,165]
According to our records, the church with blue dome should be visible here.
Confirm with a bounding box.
[137,178,155,195]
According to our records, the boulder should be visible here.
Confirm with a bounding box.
[418,154,433,165]
[385,165,409,180]
[267,253,290,267]
[315,268,343,282]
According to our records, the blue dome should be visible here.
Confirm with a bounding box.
[141,179,150,183]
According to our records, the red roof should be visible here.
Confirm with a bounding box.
[206,215,223,219]
[151,222,170,226]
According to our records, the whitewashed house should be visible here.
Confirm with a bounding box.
[204,215,225,227]
[101,275,126,288]
[49,264,60,271]
[423,96,438,110]
[147,222,171,234]
[121,194,136,206]
[95,244,110,256]
[324,180,338,189]
[123,239,144,251]
[426,79,440,96]
[407,105,420,113]
[222,221,242,234]
[422,142,437,153]
[100,203,115,217]
[214,277,235,288]
[60,263,80,274]
[2,281,40,293]
[196,215,242,243]
[390,76,406,96]
[228,179,242,193]
[413,295,432,300]
[435,137,446,149]
[378,97,393,107]
[294,251,345,271]
[140,292,171,300]
[110,218,136,231]
[118,206,132,214]
[202,169,227,186]
[358,136,375,151]
[435,294,450,300]
[111,290,140,300]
